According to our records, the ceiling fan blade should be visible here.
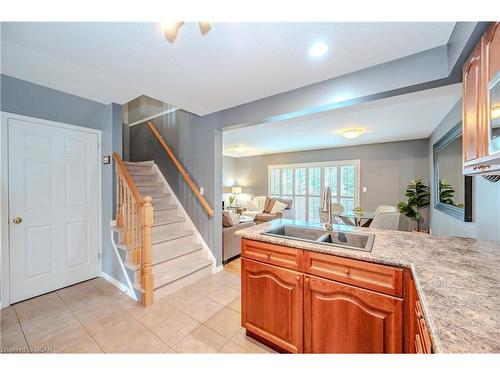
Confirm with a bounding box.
[198,22,211,35]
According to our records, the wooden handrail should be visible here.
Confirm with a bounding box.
[147,121,215,217]
[113,152,144,204]
[113,152,154,307]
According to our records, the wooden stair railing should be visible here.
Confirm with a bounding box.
[147,121,215,217]
[113,152,154,307]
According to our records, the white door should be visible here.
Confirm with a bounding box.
[8,117,100,303]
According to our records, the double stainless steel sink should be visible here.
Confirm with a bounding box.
[262,224,375,252]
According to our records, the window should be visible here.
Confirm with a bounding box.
[268,160,360,222]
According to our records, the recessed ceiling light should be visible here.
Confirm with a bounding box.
[340,129,365,139]
[309,42,328,58]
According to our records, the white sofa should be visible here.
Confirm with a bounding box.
[242,196,295,224]
[242,196,268,218]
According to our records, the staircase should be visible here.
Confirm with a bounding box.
[112,159,214,304]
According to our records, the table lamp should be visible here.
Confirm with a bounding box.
[231,186,242,205]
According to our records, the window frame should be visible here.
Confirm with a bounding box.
[267,159,360,222]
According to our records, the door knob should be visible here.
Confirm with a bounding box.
[13,217,23,224]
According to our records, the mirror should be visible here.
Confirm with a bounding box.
[489,71,500,154]
[433,123,472,222]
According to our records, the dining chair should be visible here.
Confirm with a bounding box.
[369,213,409,231]
[330,203,355,225]
[374,205,397,216]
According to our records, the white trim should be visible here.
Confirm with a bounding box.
[128,108,177,127]
[268,159,361,170]
[109,220,138,301]
[152,164,216,272]
[100,271,136,299]
[214,264,224,273]
[0,111,103,308]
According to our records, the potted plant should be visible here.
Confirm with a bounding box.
[397,179,430,232]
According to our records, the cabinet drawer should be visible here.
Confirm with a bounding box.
[242,239,303,271]
[304,251,403,297]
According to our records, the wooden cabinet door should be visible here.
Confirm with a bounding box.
[463,42,486,163]
[483,22,500,157]
[304,275,403,353]
[484,22,500,83]
[241,258,304,353]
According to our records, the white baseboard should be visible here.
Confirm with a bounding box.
[100,271,138,301]
[109,221,139,301]
[214,264,224,273]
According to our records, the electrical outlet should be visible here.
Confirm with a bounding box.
[362,187,367,193]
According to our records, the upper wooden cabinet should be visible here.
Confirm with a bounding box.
[463,22,500,174]
[463,43,486,163]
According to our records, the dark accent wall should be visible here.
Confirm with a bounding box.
[0,74,125,285]
[128,110,221,263]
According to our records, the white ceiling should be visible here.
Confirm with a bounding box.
[223,83,462,157]
[1,22,455,115]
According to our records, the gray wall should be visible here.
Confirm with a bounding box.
[429,99,500,241]
[0,74,126,287]
[222,155,237,187]
[224,139,429,211]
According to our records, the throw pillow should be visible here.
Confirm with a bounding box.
[264,198,276,213]
[222,211,241,227]
[270,200,288,214]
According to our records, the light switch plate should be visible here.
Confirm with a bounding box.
[362,187,367,193]
[200,187,204,195]
[103,155,111,164]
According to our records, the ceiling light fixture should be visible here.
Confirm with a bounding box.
[340,129,365,139]
[160,22,212,43]
[230,144,249,153]
[309,42,328,57]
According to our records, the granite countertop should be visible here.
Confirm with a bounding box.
[235,219,500,353]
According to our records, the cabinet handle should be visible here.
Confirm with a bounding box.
[344,268,350,275]
[267,252,271,258]
[296,276,301,281]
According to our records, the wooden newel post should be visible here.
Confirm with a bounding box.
[141,196,154,307]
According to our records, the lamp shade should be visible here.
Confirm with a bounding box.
[231,186,242,194]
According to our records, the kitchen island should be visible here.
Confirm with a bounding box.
[235,219,500,353]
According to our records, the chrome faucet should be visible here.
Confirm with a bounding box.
[320,186,333,231]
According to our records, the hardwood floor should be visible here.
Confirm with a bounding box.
[224,257,241,275]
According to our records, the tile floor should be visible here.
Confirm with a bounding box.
[0,259,275,354]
